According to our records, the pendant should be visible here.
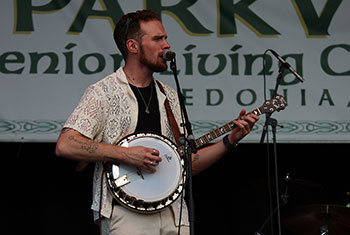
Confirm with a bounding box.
[145,108,150,114]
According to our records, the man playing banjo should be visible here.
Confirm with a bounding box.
[55,9,259,235]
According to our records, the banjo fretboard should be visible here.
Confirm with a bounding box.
[177,95,287,155]
[194,107,262,149]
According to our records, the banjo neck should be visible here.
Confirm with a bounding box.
[177,94,287,156]
[177,110,257,156]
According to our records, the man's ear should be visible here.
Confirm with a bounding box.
[126,39,139,54]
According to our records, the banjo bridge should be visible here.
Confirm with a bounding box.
[136,167,145,180]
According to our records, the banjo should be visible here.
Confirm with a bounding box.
[104,94,287,213]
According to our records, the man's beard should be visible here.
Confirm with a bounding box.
[139,46,168,72]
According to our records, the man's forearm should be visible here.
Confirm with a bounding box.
[55,128,125,163]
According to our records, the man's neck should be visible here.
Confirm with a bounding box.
[123,62,153,88]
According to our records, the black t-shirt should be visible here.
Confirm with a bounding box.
[129,81,161,135]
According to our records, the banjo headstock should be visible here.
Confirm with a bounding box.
[258,94,287,115]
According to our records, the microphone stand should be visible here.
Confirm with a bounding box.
[169,57,197,235]
[257,63,286,235]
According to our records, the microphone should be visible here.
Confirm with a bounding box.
[162,49,176,61]
[269,49,305,83]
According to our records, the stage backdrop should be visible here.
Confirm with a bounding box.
[1,0,349,143]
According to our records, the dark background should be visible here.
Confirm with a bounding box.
[6,142,350,235]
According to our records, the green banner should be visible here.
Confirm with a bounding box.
[1,0,349,142]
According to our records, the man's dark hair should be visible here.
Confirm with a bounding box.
[114,10,161,61]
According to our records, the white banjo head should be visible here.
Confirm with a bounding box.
[105,133,186,213]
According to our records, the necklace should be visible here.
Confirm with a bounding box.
[125,73,153,114]
[136,83,153,114]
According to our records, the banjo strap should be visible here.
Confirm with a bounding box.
[156,80,181,147]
